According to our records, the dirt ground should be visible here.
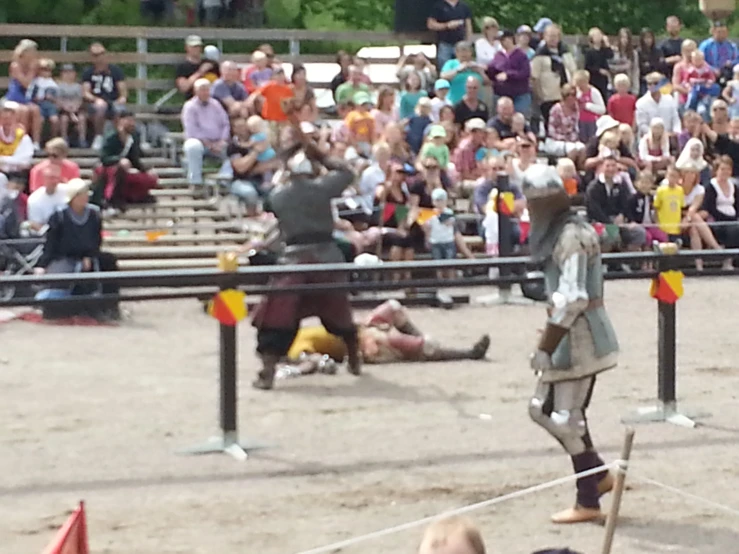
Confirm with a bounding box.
[1,278,739,554]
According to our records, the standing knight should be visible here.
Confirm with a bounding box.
[521,164,620,524]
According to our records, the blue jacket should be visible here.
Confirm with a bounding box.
[699,37,739,71]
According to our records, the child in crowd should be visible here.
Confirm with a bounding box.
[29,58,60,140]
[607,73,637,126]
[56,63,86,148]
[619,123,636,156]
[202,45,221,83]
[574,69,605,142]
[406,97,432,155]
[420,124,450,171]
[722,64,739,120]
[345,92,376,157]
[653,165,685,243]
[510,113,528,140]
[556,157,580,195]
[245,115,276,183]
[475,128,501,162]
[600,130,636,191]
[686,50,718,120]
[400,71,428,121]
[425,188,457,278]
[628,171,667,246]
[430,79,452,122]
[371,87,397,139]
[638,117,674,173]
[243,50,273,93]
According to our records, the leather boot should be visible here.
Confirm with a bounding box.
[344,335,362,376]
[593,452,615,496]
[253,354,280,390]
[396,320,422,337]
[428,335,490,362]
[551,452,603,524]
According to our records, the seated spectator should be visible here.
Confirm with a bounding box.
[440,41,488,105]
[182,79,230,187]
[407,97,433,155]
[453,117,487,182]
[29,138,80,194]
[510,135,538,182]
[453,76,488,126]
[729,116,739,140]
[636,72,681,140]
[608,73,637,126]
[574,69,605,143]
[420,125,450,173]
[357,142,391,216]
[620,123,637,157]
[639,117,674,173]
[27,164,68,232]
[383,122,413,164]
[7,39,42,151]
[34,178,120,320]
[439,104,456,125]
[176,35,219,99]
[710,99,730,135]
[677,109,708,153]
[685,50,719,120]
[584,115,639,182]
[0,101,34,195]
[29,58,60,141]
[722,64,739,119]
[699,20,739,83]
[542,84,586,167]
[474,127,501,162]
[345,92,376,157]
[418,516,485,554]
[474,156,526,249]
[57,64,87,148]
[329,50,353,101]
[400,72,429,121]
[487,28,532,117]
[290,64,317,122]
[396,52,437,91]
[677,137,711,185]
[83,42,127,150]
[248,67,294,127]
[586,155,647,251]
[375,161,415,280]
[600,130,636,191]
[487,96,536,149]
[371,87,398,138]
[352,56,373,86]
[95,110,158,212]
[211,61,249,117]
[556,156,581,195]
[430,79,452,122]
[335,66,371,106]
[242,50,273,95]
[701,155,739,253]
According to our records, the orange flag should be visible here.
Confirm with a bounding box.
[42,501,89,554]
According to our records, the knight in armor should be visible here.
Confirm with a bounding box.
[521,164,620,524]
[250,123,361,390]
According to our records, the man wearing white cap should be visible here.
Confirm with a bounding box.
[582,115,639,182]
[176,35,219,99]
[0,100,34,200]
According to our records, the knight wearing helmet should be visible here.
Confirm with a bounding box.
[250,122,361,390]
[521,164,619,524]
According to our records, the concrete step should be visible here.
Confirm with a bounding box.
[105,211,228,224]
[80,166,185,179]
[118,256,248,271]
[125,199,220,211]
[108,244,242,259]
[149,188,196,198]
[34,147,166,159]
[103,220,247,233]
[103,232,248,245]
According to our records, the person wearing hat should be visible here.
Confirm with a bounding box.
[699,20,739,84]
[430,79,452,121]
[176,35,219,99]
[487,28,532,118]
[583,115,638,182]
[94,109,158,212]
[427,0,473,71]
[453,117,487,181]
[57,63,87,148]
[531,17,553,49]
[345,91,375,157]
[420,125,450,172]
[516,25,536,60]
[453,76,489,126]
[81,42,127,151]
[0,100,34,196]
[635,71,681,140]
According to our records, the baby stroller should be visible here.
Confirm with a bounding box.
[0,238,45,302]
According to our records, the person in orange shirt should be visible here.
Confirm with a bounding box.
[28,138,81,193]
[247,67,294,126]
[344,91,375,157]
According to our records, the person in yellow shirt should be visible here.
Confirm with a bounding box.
[279,300,490,380]
[653,165,685,240]
[345,91,375,158]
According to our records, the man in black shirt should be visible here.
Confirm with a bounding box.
[175,35,219,99]
[453,76,488,125]
[427,0,473,71]
[659,15,684,80]
[81,42,127,151]
[487,96,536,149]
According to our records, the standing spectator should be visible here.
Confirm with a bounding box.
[722,64,739,119]
[211,61,249,117]
[531,17,553,49]
[82,42,127,151]
[628,171,667,245]
[358,142,391,216]
[638,117,674,173]
[702,155,739,251]
[453,77,488,126]
[0,101,34,195]
[608,73,637,126]
[175,35,218,99]
[440,41,487,105]
[672,39,698,110]
[399,72,429,121]
[27,164,68,231]
[609,28,640,96]
[29,58,60,142]
[329,51,353,101]
[371,87,398,138]
[583,27,613,101]
[653,164,685,241]
[659,15,684,80]
[516,25,536,60]
[710,99,731,135]
[452,117,486,181]
[57,64,87,148]
[383,122,413,164]
[335,66,370,106]
[6,39,42,151]
[291,64,317,122]
[430,79,452,122]
[182,79,230,187]
[95,110,158,211]
[586,155,646,251]
[427,0,473,71]
[425,188,457,274]
[418,516,486,554]
[531,24,577,132]
[475,17,502,67]
[487,29,532,117]
[542,84,586,167]
[28,138,80,194]
[636,72,681,139]
[396,53,437,92]
[247,67,294,128]
[699,20,739,86]
[638,28,666,95]
[685,50,719,119]
[242,51,273,95]
[574,69,606,142]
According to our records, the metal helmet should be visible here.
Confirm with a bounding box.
[521,164,572,258]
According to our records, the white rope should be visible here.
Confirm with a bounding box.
[632,473,739,518]
[294,462,617,554]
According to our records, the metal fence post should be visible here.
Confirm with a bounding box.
[60,36,68,53]
[136,36,148,107]
[289,38,300,57]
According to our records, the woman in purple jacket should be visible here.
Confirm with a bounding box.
[487,29,532,118]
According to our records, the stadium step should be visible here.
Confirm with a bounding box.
[104,232,248,246]
[107,244,242,259]
[80,166,185,179]
[118,255,250,271]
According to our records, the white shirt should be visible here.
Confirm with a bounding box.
[684,184,705,206]
[430,96,453,122]
[0,133,34,173]
[635,93,681,139]
[428,210,456,244]
[475,38,502,66]
[358,163,386,215]
[711,179,736,218]
[27,185,68,225]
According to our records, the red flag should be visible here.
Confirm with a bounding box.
[42,502,89,554]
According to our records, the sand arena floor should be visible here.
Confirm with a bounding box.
[1,278,739,554]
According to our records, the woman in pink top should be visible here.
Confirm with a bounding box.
[574,69,605,142]
[672,39,697,108]
[371,87,398,139]
[28,138,81,193]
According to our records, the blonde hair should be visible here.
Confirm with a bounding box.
[481,16,499,29]
[588,27,603,44]
[681,39,697,55]
[13,39,38,61]
[372,141,391,158]
[246,115,266,134]
[613,73,631,89]
[39,58,56,71]
[557,157,576,172]
[600,130,620,149]
[573,69,590,83]
[418,517,485,554]
[45,137,69,157]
